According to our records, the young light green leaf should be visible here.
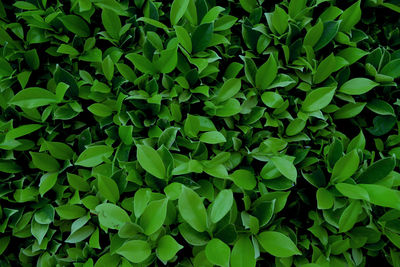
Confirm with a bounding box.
[199,131,226,144]
[101,8,121,40]
[205,238,231,267]
[270,156,297,182]
[339,200,362,232]
[211,189,234,223]
[257,231,301,257]
[10,87,58,108]
[102,55,114,81]
[231,236,256,267]
[178,186,208,232]
[331,150,359,183]
[335,183,370,201]
[230,169,256,190]
[95,203,131,229]
[339,78,379,95]
[170,0,189,25]
[30,152,60,172]
[44,141,74,160]
[314,53,336,84]
[126,53,157,74]
[140,198,168,235]
[75,145,114,167]
[339,0,361,33]
[136,145,166,179]
[156,235,184,263]
[215,78,241,103]
[316,188,334,209]
[256,54,277,90]
[5,124,43,140]
[116,240,151,263]
[302,86,336,112]
[174,25,192,53]
[98,176,120,203]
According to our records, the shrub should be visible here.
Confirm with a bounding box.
[1,0,400,266]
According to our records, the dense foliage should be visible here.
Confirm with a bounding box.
[1,0,400,266]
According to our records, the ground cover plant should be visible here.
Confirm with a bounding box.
[1,0,400,266]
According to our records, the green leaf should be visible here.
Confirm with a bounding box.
[381,59,400,78]
[178,186,208,232]
[126,53,157,74]
[30,152,60,172]
[66,225,95,243]
[75,145,114,167]
[335,183,370,201]
[59,15,90,37]
[56,205,86,220]
[205,238,231,267]
[39,173,58,197]
[304,19,323,47]
[102,8,121,40]
[316,188,334,209]
[314,20,340,51]
[35,204,55,224]
[199,131,226,144]
[347,130,366,152]
[211,189,234,223]
[192,23,214,53]
[230,169,256,190]
[256,55,278,90]
[239,0,257,13]
[366,99,395,116]
[98,176,120,203]
[156,235,183,262]
[215,78,241,103]
[337,47,368,65]
[137,144,166,179]
[170,0,190,25]
[331,150,359,183]
[67,173,90,192]
[339,0,361,33]
[9,87,58,108]
[302,86,336,112]
[356,158,396,184]
[314,53,336,84]
[31,220,48,245]
[201,6,225,24]
[257,231,301,257]
[5,124,42,140]
[174,25,192,53]
[261,92,283,108]
[0,236,10,255]
[271,6,289,35]
[270,156,297,182]
[95,203,131,229]
[334,102,366,119]
[339,200,362,232]
[102,55,114,81]
[339,78,379,95]
[24,49,40,70]
[88,103,113,117]
[44,141,74,160]
[359,184,400,209]
[116,240,151,263]
[140,198,168,235]
[230,236,256,267]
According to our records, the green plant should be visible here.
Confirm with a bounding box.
[1,0,400,266]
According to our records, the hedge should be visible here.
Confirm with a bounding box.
[1,0,400,266]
